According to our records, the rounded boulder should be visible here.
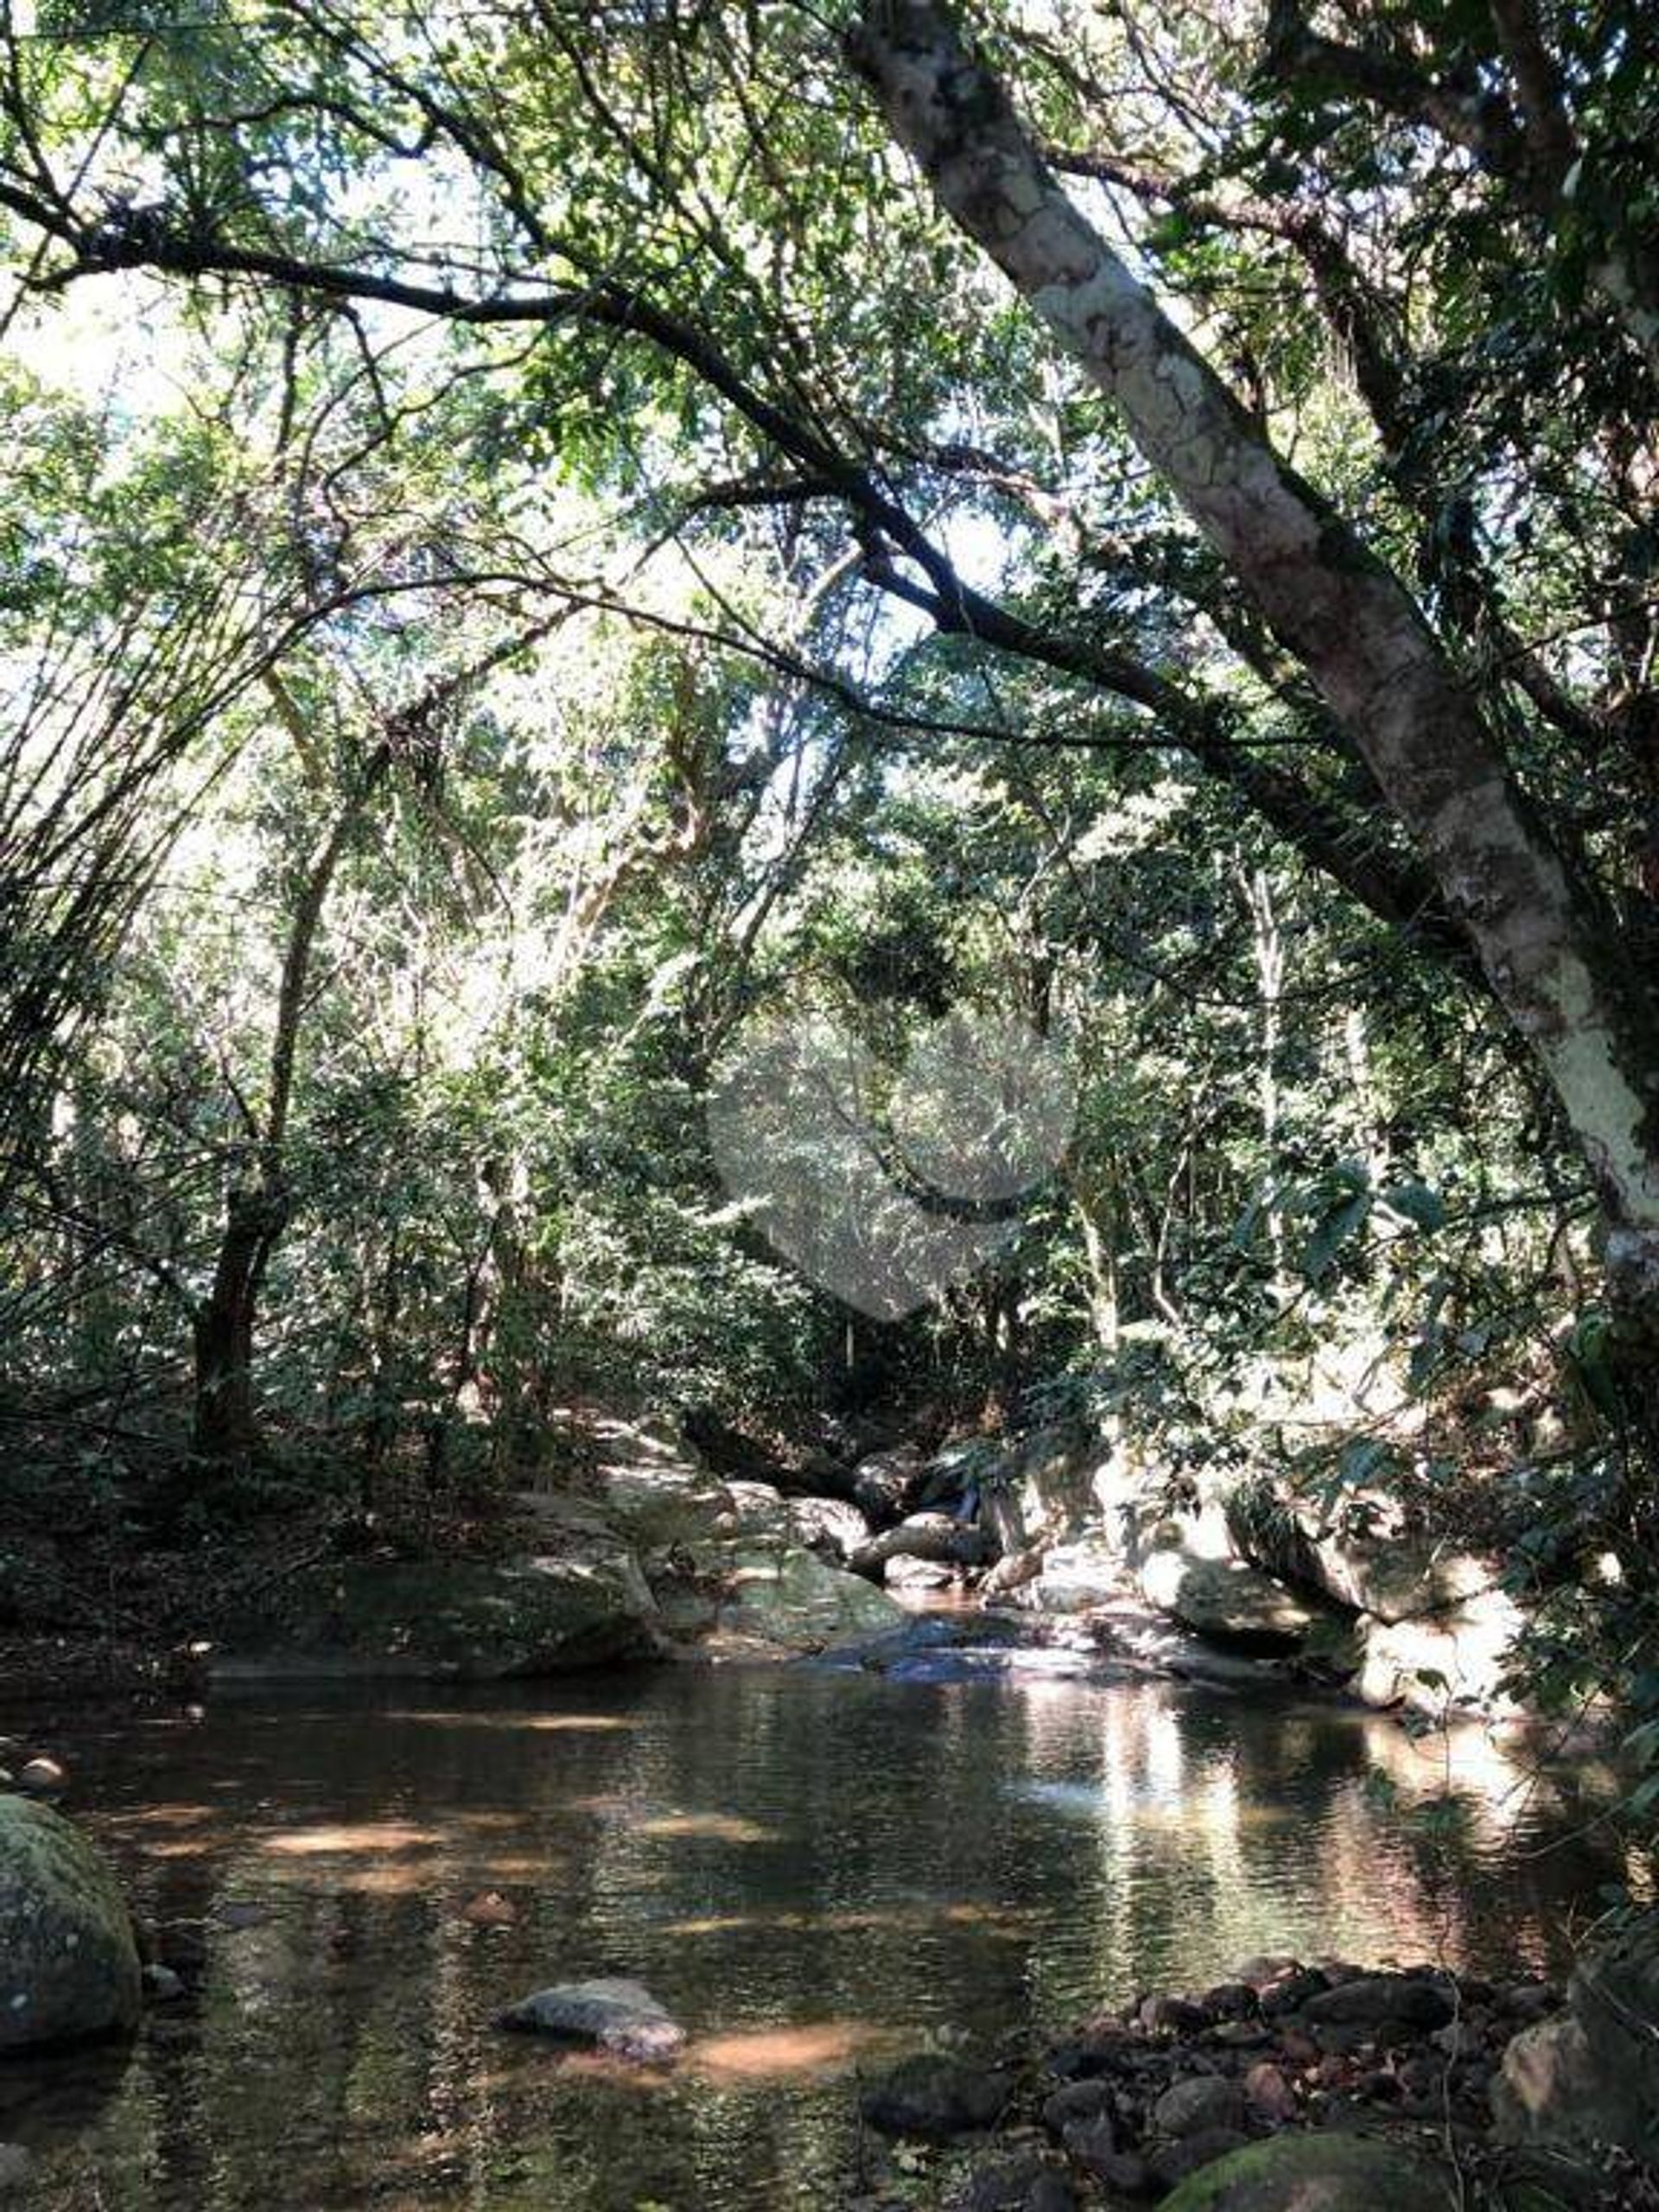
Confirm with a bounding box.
[0,1797,141,2053]
[1158,2131,1458,2211]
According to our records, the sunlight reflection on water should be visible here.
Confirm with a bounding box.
[0,1664,1633,2212]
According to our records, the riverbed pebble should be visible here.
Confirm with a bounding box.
[1302,1973,1456,2031]
[953,2153,1077,2212]
[1058,2111,1119,2176]
[1200,1981,1256,2019]
[1039,2079,1113,2134]
[1153,2075,1247,2139]
[1243,2060,1298,2121]
[1140,1993,1210,2035]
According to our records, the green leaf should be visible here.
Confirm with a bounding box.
[1338,1436,1390,1486]
[1300,1191,1371,1281]
[1378,1179,1446,1231]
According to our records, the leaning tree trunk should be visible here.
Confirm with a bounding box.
[846,2,1659,1427]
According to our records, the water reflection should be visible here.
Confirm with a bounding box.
[0,1667,1634,2211]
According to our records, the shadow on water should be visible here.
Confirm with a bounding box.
[0,1664,1635,2211]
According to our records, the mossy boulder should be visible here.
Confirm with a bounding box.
[1159,2131,1458,2210]
[218,1552,660,1679]
[0,1797,141,2054]
[716,1546,905,1649]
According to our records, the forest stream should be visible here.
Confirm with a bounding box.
[0,1661,1630,2212]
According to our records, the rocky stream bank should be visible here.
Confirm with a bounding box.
[4,1713,1656,2212]
[171,1409,1545,1735]
[844,1937,1659,2212]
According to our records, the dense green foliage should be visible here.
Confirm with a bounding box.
[0,0,1656,1721]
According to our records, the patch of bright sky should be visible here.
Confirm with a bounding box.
[9,270,190,423]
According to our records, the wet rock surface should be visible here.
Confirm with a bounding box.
[497,1975,685,2059]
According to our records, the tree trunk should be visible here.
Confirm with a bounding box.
[847,3,1659,1397]
[1240,866,1289,1295]
[191,1183,286,1468]
[189,747,391,1471]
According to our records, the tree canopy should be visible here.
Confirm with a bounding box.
[1,0,1656,1716]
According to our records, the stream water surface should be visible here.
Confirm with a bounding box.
[0,1659,1633,2212]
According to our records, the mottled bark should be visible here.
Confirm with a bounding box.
[846,4,1659,1301]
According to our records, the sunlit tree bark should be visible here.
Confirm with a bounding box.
[847,1,1659,1410]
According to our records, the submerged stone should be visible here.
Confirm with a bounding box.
[497,1976,685,2059]
[861,2053,1009,2139]
[957,2148,1077,2211]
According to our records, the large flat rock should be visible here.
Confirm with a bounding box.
[216,1553,659,1680]
[715,1545,904,1650]
[1139,1547,1317,1651]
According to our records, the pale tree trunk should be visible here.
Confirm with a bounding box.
[1343,1009,1388,1187]
[1239,866,1289,1296]
[1077,1203,1120,1357]
[847,3,1659,1410]
[1065,1154,1122,1356]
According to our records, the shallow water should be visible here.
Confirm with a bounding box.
[0,1661,1632,2211]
